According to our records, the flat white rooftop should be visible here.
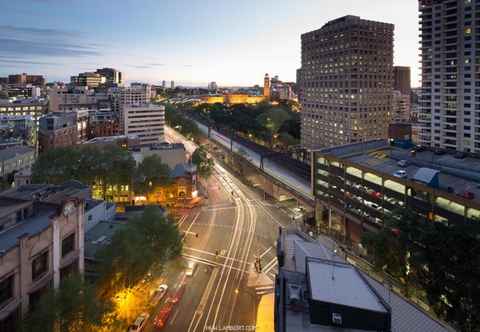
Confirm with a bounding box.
[308,260,387,313]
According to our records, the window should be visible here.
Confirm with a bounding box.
[32,251,49,281]
[62,233,75,257]
[0,275,13,306]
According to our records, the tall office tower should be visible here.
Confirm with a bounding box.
[393,66,411,95]
[162,80,166,89]
[419,0,479,152]
[170,80,175,89]
[298,16,394,149]
[263,73,271,99]
[96,68,122,85]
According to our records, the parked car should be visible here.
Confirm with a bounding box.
[393,170,407,178]
[151,284,168,305]
[153,303,174,329]
[397,160,408,167]
[128,313,149,332]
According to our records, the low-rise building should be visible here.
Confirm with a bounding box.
[312,140,480,245]
[131,143,187,169]
[0,146,35,179]
[38,112,78,152]
[0,191,85,331]
[275,229,453,332]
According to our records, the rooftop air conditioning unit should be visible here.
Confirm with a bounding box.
[332,313,343,326]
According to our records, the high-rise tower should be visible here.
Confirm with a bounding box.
[418,0,479,152]
[298,16,394,149]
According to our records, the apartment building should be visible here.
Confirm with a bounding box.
[70,72,106,88]
[38,112,78,152]
[418,0,480,152]
[298,15,394,149]
[47,85,110,113]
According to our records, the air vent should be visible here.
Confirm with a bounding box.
[332,312,342,326]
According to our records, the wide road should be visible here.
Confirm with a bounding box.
[140,127,297,332]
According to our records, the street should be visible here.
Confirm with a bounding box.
[139,127,297,332]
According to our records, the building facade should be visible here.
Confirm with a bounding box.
[95,68,122,86]
[123,104,165,146]
[70,72,106,88]
[263,73,271,99]
[0,146,35,179]
[418,0,480,152]
[393,66,412,95]
[392,90,412,123]
[298,15,394,149]
[38,112,78,152]
[0,196,84,331]
[313,140,480,245]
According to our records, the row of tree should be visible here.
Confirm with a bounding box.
[22,207,182,332]
[362,208,480,332]
[32,144,173,197]
[164,105,201,141]
[194,102,300,150]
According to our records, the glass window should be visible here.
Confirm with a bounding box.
[467,208,480,220]
[346,166,362,178]
[32,251,49,281]
[364,172,382,185]
[384,179,405,194]
[0,275,14,305]
[62,233,75,257]
[317,157,326,165]
[436,197,465,216]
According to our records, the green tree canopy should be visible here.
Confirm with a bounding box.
[362,208,480,331]
[21,274,112,332]
[192,146,214,179]
[134,155,172,194]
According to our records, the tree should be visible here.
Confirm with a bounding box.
[96,207,182,297]
[256,108,291,147]
[134,155,172,194]
[362,208,480,331]
[21,274,112,332]
[192,146,214,179]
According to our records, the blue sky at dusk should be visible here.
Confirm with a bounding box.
[0,0,419,86]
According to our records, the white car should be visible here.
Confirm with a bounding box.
[128,313,149,332]
[151,284,168,305]
[393,170,407,178]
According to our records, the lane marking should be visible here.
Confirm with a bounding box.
[258,246,273,259]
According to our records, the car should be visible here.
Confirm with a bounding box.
[151,284,168,305]
[393,170,407,178]
[153,303,174,329]
[169,284,186,304]
[397,160,408,167]
[127,313,149,332]
[185,261,197,277]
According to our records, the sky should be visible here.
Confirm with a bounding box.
[0,0,420,87]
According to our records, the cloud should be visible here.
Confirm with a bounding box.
[0,58,60,66]
[184,64,193,67]
[127,63,166,69]
[0,38,100,57]
[0,25,81,38]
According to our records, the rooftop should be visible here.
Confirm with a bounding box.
[317,139,480,206]
[1,181,90,204]
[0,201,57,253]
[307,259,387,313]
[84,220,127,258]
[0,146,34,161]
[278,229,453,332]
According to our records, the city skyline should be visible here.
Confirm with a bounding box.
[0,0,419,86]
